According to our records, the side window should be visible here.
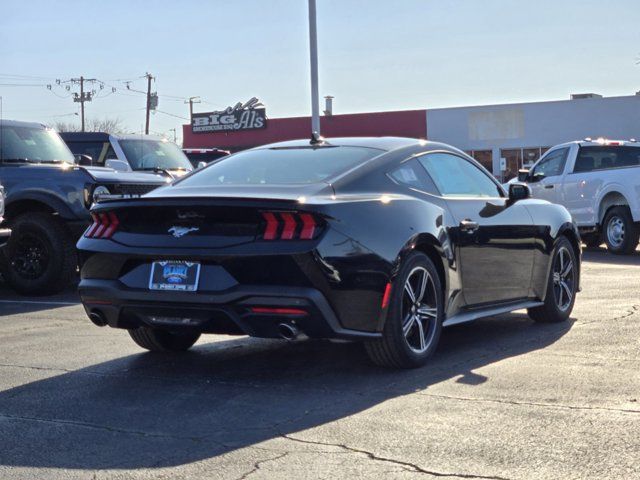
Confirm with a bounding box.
[103,145,118,162]
[389,158,438,194]
[532,148,568,177]
[66,141,111,166]
[417,152,502,198]
[574,146,640,173]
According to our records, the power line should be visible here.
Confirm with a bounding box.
[155,109,189,121]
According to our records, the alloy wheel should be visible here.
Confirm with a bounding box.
[606,216,625,248]
[401,266,438,353]
[11,233,50,280]
[552,246,574,311]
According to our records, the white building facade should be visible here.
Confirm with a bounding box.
[426,94,640,180]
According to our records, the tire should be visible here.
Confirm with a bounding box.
[128,326,200,352]
[365,252,443,368]
[0,212,77,295]
[602,206,640,255]
[581,233,602,249]
[528,236,577,323]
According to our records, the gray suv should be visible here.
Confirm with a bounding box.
[0,120,168,295]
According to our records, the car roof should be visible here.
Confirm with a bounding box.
[59,131,110,141]
[59,132,169,142]
[256,136,427,152]
[0,119,49,129]
[551,139,640,149]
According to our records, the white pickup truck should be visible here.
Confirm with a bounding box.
[517,138,640,254]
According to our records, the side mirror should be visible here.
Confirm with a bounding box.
[530,171,545,183]
[197,161,207,169]
[74,154,93,166]
[517,169,529,182]
[508,183,531,202]
[105,158,132,172]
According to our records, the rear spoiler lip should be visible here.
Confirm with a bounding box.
[89,195,321,213]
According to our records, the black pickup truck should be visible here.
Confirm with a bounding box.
[0,120,168,295]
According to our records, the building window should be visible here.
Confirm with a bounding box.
[500,149,522,182]
[466,150,493,172]
[471,150,493,172]
[522,148,541,168]
[499,147,552,181]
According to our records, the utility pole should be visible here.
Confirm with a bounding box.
[169,128,177,143]
[79,76,85,131]
[70,76,95,132]
[308,0,321,139]
[144,73,154,135]
[185,96,201,119]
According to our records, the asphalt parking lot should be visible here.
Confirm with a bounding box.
[0,247,638,480]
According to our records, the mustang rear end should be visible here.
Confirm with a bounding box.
[77,196,387,342]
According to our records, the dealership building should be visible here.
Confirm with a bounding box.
[182,93,640,180]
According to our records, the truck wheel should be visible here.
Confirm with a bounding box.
[128,326,200,352]
[603,206,640,255]
[528,236,577,323]
[0,212,77,295]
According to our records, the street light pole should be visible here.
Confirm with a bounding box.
[308,0,321,140]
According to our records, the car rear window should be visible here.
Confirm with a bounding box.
[177,146,382,186]
[574,146,640,173]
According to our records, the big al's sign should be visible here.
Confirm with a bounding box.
[191,97,266,133]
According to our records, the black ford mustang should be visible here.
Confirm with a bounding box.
[77,137,580,368]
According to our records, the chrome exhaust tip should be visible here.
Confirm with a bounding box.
[278,322,299,341]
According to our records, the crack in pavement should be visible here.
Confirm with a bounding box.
[415,393,640,415]
[281,434,512,479]
[575,304,639,327]
[0,412,207,442]
[234,452,288,480]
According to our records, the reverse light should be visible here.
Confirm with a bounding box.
[85,212,120,239]
[260,211,320,240]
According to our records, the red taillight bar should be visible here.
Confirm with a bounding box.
[262,212,278,240]
[280,212,296,240]
[249,307,308,316]
[85,211,120,239]
[260,211,319,241]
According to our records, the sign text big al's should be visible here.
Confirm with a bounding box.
[191,97,267,133]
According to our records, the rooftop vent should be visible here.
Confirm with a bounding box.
[571,93,603,100]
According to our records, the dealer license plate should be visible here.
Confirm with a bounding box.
[149,260,201,292]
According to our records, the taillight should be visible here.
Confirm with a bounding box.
[260,211,320,240]
[85,212,119,239]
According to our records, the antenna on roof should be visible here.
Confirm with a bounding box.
[307,0,321,144]
[310,131,324,145]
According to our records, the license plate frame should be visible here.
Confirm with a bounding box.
[149,260,201,292]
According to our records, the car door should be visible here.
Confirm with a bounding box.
[527,147,570,204]
[416,152,536,306]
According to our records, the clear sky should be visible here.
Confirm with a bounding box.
[1,0,639,143]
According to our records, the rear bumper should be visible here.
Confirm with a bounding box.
[0,228,11,248]
[78,279,381,340]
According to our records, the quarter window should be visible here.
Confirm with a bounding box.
[417,152,502,198]
[389,159,437,194]
[532,148,568,178]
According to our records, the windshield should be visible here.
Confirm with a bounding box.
[177,146,382,186]
[0,125,75,164]
[119,139,193,171]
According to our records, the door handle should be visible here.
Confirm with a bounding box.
[544,184,554,189]
[459,219,479,233]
